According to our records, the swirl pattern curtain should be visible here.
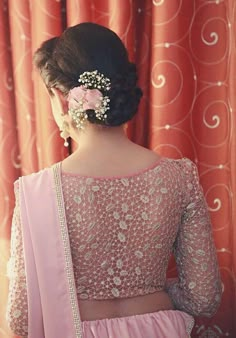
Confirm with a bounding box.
[0,1,235,337]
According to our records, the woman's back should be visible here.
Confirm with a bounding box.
[62,156,221,311]
[7,155,222,336]
[63,157,176,301]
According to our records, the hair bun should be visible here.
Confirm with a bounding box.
[101,63,143,126]
[110,63,137,91]
[34,23,143,126]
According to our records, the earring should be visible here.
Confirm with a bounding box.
[60,120,70,147]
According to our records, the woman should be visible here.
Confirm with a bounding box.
[6,23,222,338]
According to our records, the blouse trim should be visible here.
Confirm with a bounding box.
[52,163,83,338]
[60,157,166,180]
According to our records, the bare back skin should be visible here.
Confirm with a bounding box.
[61,132,174,321]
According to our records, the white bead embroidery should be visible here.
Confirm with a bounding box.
[189,282,196,289]
[116,259,123,268]
[119,221,127,229]
[135,267,141,275]
[13,310,21,318]
[113,277,121,285]
[118,232,126,242]
[7,157,222,336]
[108,268,114,275]
[111,288,120,297]
[141,212,148,220]
[135,250,143,258]
[121,203,129,212]
[140,195,149,203]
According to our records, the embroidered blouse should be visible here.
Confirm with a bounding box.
[6,157,222,336]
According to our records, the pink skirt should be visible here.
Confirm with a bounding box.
[81,310,194,338]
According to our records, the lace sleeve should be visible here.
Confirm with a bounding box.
[6,181,28,337]
[165,158,222,317]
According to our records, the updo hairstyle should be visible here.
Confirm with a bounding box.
[33,22,143,126]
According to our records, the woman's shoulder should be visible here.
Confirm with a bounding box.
[13,165,56,188]
[172,157,199,178]
[155,157,199,190]
[158,156,196,171]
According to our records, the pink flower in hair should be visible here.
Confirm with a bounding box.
[67,86,103,111]
[67,72,111,129]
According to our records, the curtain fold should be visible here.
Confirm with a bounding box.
[0,2,20,336]
[0,1,235,337]
[30,0,67,169]
[8,0,38,175]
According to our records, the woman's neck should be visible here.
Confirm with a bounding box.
[72,124,131,153]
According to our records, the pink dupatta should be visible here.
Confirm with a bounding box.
[19,163,82,338]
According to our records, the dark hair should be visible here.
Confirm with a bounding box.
[33,22,143,126]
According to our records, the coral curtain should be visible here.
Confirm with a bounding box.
[0,0,235,337]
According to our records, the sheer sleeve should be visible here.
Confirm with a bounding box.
[6,181,28,337]
[165,158,222,317]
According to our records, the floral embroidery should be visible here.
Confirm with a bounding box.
[135,250,143,258]
[6,158,222,336]
[119,221,127,229]
[118,232,126,242]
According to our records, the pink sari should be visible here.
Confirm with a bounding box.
[19,164,82,338]
[19,164,194,338]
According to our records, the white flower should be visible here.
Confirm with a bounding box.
[135,267,141,275]
[92,185,100,192]
[77,285,86,293]
[120,270,128,276]
[119,221,127,229]
[113,212,120,220]
[108,268,114,275]
[80,186,86,194]
[196,249,205,256]
[145,275,153,285]
[108,187,115,195]
[188,282,196,289]
[113,276,121,285]
[88,193,95,203]
[122,203,129,212]
[148,187,155,195]
[86,178,94,185]
[141,212,148,220]
[111,288,120,297]
[156,196,162,205]
[140,195,149,203]
[13,310,21,318]
[106,203,115,211]
[101,260,108,268]
[73,195,82,204]
[77,276,87,283]
[160,187,168,194]
[116,259,123,268]
[156,177,163,185]
[118,232,126,242]
[85,251,92,260]
[135,250,143,258]
[121,178,129,186]
[76,213,82,222]
[80,293,89,299]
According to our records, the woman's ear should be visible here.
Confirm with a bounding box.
[49,88,75,130]
[49,88,68,127]
[50,88,68,112]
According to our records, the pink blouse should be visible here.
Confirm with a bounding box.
[6,157,222,336]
